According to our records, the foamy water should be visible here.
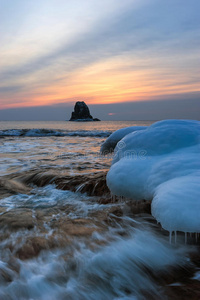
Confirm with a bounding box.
[0,185,188,300]
[0,121,198,299]
[0,121,151,176]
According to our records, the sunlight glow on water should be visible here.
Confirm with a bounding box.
[0,121,152,175]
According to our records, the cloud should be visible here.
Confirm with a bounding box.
[0,0,199,111]
[1,0,199,82]
[0,92,199,121]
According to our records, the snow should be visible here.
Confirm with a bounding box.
[100,126,147,154]
[106,119,200,233]
[152,175,200,232]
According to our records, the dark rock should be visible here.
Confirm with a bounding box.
[0,209,34,231]
[70,101,92,121]
[69,101,101,121]
[54,172,110,196]
[0,179,31,198]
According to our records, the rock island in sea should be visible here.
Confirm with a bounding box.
[69,101,100,121]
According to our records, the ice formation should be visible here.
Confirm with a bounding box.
[100,126,147,154]
[106,119,200,233]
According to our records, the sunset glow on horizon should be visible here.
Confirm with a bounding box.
[0,0,199,119]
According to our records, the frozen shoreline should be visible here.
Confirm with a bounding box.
[0,119,200,299]
[0,168,200,299]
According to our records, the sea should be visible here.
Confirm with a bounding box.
[0,121,153,176]
[0,121,198,299]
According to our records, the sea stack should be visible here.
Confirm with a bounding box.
[69,101,100,121]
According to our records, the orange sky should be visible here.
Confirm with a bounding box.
[0,0,200,114]
[1,54,200,110]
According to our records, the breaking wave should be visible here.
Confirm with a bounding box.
[0,129,111,138]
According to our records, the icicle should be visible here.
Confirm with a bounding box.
[169,231,172,244]
[110,193,113,202]
[110,194,117,203]
[185,232,187,244]
[174,231,177,244]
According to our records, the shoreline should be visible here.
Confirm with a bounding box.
[0,170,200,298]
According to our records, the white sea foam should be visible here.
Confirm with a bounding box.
[0,182,189,299]
[0,185,112,218]
[0,129,111,138]
[0,226,187,300]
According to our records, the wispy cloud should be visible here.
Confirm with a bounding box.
[0,0,199,114]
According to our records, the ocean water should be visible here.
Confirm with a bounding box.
[0,121,152,176]
[0,121,198,299]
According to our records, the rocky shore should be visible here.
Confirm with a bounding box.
[0,170,200,299]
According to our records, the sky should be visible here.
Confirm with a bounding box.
[0,0,199,120]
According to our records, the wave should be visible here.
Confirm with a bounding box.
[0,128,111,138]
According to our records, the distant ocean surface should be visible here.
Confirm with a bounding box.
[0,121,152,176]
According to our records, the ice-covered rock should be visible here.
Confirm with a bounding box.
[100,126,147,154]
[106,119,200,233]
[152,174,200,232]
